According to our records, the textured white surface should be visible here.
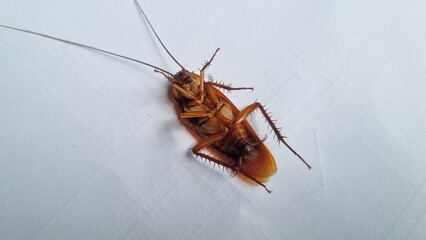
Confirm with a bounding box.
[1,0,426,239]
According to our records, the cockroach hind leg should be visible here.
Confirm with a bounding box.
[191,131,236,170]
[193,151,236,173]
[237,102,312,169]
[257,103,312,169]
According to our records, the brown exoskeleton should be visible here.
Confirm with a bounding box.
[0,0,311,193]
[165,49,311,193]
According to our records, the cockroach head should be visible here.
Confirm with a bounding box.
[174,70,193,85]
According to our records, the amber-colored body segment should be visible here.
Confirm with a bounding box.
[165,48,310,193]
[172,77,278,187]
[167,52,283,192]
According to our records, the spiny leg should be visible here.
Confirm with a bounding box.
[198,48,221,97]
[209,80,254,91]
[193,151,272,193]
[234,102,312,169]
[200,48,221,72]
[192,130,233,170]
[192,129,272,193]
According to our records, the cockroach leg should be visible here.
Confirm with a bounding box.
[197,48,221,102]
[172,84,198,100]
[234,102,312,169]
[193,151,235,170]
[179,111,212,119]
[205,82,219,105]
[200,48,221,72]
[192,129,228,152]
[191,130,235,169]
[207,75,254,92]
[190,128,272,193]
[192,135,272,193]
[209,81,254,91]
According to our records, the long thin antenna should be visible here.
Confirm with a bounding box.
[133,0,185,70]
[0,24,175,80]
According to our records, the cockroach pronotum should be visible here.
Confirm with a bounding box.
[0,0,311,193]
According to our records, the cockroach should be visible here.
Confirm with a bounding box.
[0,0,311,193]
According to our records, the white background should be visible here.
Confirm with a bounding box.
[1,0,426,239]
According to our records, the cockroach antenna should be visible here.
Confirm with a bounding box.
[133,0,186,71]
[0,24,175,79]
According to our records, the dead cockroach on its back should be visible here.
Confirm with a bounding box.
[0,0,311,193]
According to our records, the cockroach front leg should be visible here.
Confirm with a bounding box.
[234,102,312,169]
[197,48,221,98]
[208,80,254,92]
[200,48,221,72]
[200,48,253,92]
